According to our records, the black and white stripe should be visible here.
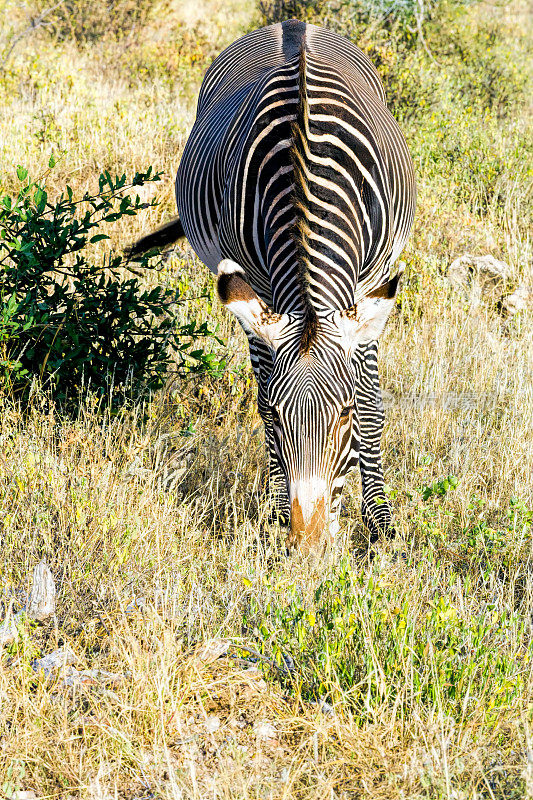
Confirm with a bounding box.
[174,20,416,550]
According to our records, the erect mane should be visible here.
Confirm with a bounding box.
[291,46,318,353]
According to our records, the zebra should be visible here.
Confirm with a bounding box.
[129,20,416,553]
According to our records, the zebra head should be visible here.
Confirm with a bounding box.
[217,258,402,552]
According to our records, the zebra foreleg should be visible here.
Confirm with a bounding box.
[249,340,290,526]
[264,421,291,526]
[355,342,394,545]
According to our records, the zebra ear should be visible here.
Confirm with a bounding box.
[216,259,289,349]
[336,266,403,346]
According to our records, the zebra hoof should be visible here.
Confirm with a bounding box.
[391,549,408,565]
[364,519,396,544]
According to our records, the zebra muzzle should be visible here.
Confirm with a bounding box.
[288,495,328,554]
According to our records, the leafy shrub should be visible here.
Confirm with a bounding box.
[0,162,224,407]
[420,474,458,501]
[117,22,219,94]
[443,20,529,117]
[258,0,528,122]
[37,0,159,43]
[259,0,329,23]
[260,0,441,119]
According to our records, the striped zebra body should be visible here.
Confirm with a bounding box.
[174,20,416,551]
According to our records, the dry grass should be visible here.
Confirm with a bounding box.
[1,340,531,797]
[1,0,533,797]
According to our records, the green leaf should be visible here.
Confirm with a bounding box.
[0,165,223,408]
[16,166,28,181]
[34,187,47,209]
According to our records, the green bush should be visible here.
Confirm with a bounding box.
[443,20,529,117]
[258,0,528,122]
[0,162,224,407]
[259,0,329,24]
[36,0,158,43]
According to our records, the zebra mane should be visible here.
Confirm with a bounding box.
[291,46,318,353]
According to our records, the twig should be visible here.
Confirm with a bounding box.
[414,0,440,66]
[1,4,65,71]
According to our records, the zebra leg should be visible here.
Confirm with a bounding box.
[248,340,290,525]
[264,420,291,525]
[355,341,394,544]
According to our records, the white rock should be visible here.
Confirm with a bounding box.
[204,715,221,733]
[243,666,268,691]
[279,766,290,784]
[32,646,77,679]
[195,638,230,664]
[8,791,38,800]
[125,596,146,614]
[243,665,263,678]
[27,560,56,621]
[254,721,278,740]
[447,254,512,309]
[315,698,336,717]
[448,253,511,288]
[61,667,125,688]
[501,283,533,316]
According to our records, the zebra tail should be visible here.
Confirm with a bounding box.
[125,216,185,259]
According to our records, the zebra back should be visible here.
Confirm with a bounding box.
[176,20,415,321]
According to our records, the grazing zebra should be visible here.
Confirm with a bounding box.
[130,20,416,553]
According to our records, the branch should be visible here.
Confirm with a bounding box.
[415,0,440,66]
[1,3,63,70]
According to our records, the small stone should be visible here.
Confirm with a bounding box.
[8,791,38,800]
[501,283,533,316]
[244,665,263,679]
[254,721,278,741]
[32,646,77,679]
[125,596,146,614]
[27,560,56,621]
[448,253,511,289]
[204,715,221,733]
[61,667,125,688]
[315,698,336,717]
[251,752,272,768]
[447,253,512,308]
[195,638,230,664]
[243,665,267,689]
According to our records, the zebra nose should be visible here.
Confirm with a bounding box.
[288,495,327,553]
